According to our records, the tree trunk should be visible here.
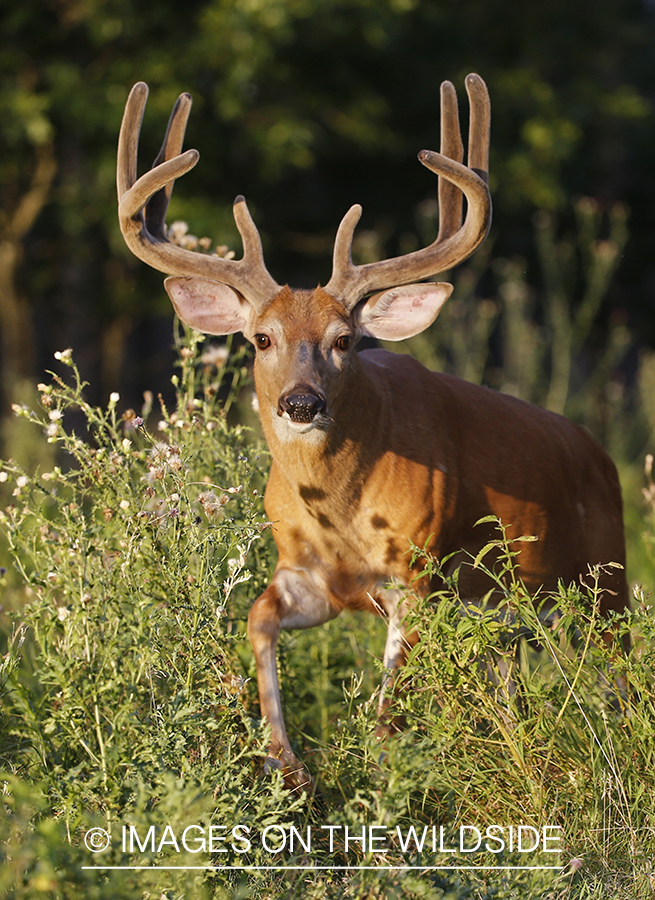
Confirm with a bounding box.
[0,142,56,457]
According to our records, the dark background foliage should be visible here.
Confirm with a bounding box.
[1,0,654,454]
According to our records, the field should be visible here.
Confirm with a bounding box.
[1,303,654,900]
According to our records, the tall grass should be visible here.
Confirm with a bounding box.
[0,324,653,899]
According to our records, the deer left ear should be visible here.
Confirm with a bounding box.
[164,276,250,335]
[358,282,453,341]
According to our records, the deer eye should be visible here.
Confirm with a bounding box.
[335,334,352,352]
[254,334,271,350]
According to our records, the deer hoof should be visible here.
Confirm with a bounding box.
[263,749,314,793]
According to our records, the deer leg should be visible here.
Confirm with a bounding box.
[374,588,418,733]
[247,567,338,790]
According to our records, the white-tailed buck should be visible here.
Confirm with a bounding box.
[118,75,628,789]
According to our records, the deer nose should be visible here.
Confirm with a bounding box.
[278,387,326,423]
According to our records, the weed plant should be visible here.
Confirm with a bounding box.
[0,327,654,899]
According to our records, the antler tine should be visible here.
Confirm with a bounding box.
[324,74,491,310]
[233,194,268,265]
[465,72,491,182]
[325,204,362,301]
[145,90,194,240]
[117,83,281,309]
[117,82,148,201]
[232,195,286,302]
[437,81,464,242]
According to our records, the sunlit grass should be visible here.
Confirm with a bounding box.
[1,331,653,899]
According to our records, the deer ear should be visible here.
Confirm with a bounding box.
[164,276,250,335]
[358,282,453,341]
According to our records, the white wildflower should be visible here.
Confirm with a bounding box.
[214,245,235,260]
[168,221,189,243]
[200,345,229,368]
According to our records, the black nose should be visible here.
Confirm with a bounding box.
[278,389,326,423]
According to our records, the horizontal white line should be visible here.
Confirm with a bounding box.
[82,865,563,872]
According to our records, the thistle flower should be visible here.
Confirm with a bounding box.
[198,490,226,518]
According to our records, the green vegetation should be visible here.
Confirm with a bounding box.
[1,331,654,899]
[2,2,655,896]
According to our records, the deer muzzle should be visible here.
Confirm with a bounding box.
[277,387,327,423]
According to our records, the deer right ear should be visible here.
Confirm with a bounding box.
[164,276,250,335]
[358,282,453,341]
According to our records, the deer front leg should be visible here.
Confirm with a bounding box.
[247,567,339,791]
[375,588,418,733]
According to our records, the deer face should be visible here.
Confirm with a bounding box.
[250,287,355,438]
[165,276,453,442]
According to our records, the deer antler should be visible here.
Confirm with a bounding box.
[117,82,281,309]
[324,73,491,310]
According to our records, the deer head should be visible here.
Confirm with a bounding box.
[117,77,491,443]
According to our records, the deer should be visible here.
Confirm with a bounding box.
[117,75,629,791]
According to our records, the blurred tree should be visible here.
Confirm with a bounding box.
[0,0,653,456]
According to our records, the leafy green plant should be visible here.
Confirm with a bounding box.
[0,329,309,896]
[1,331,654,899]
